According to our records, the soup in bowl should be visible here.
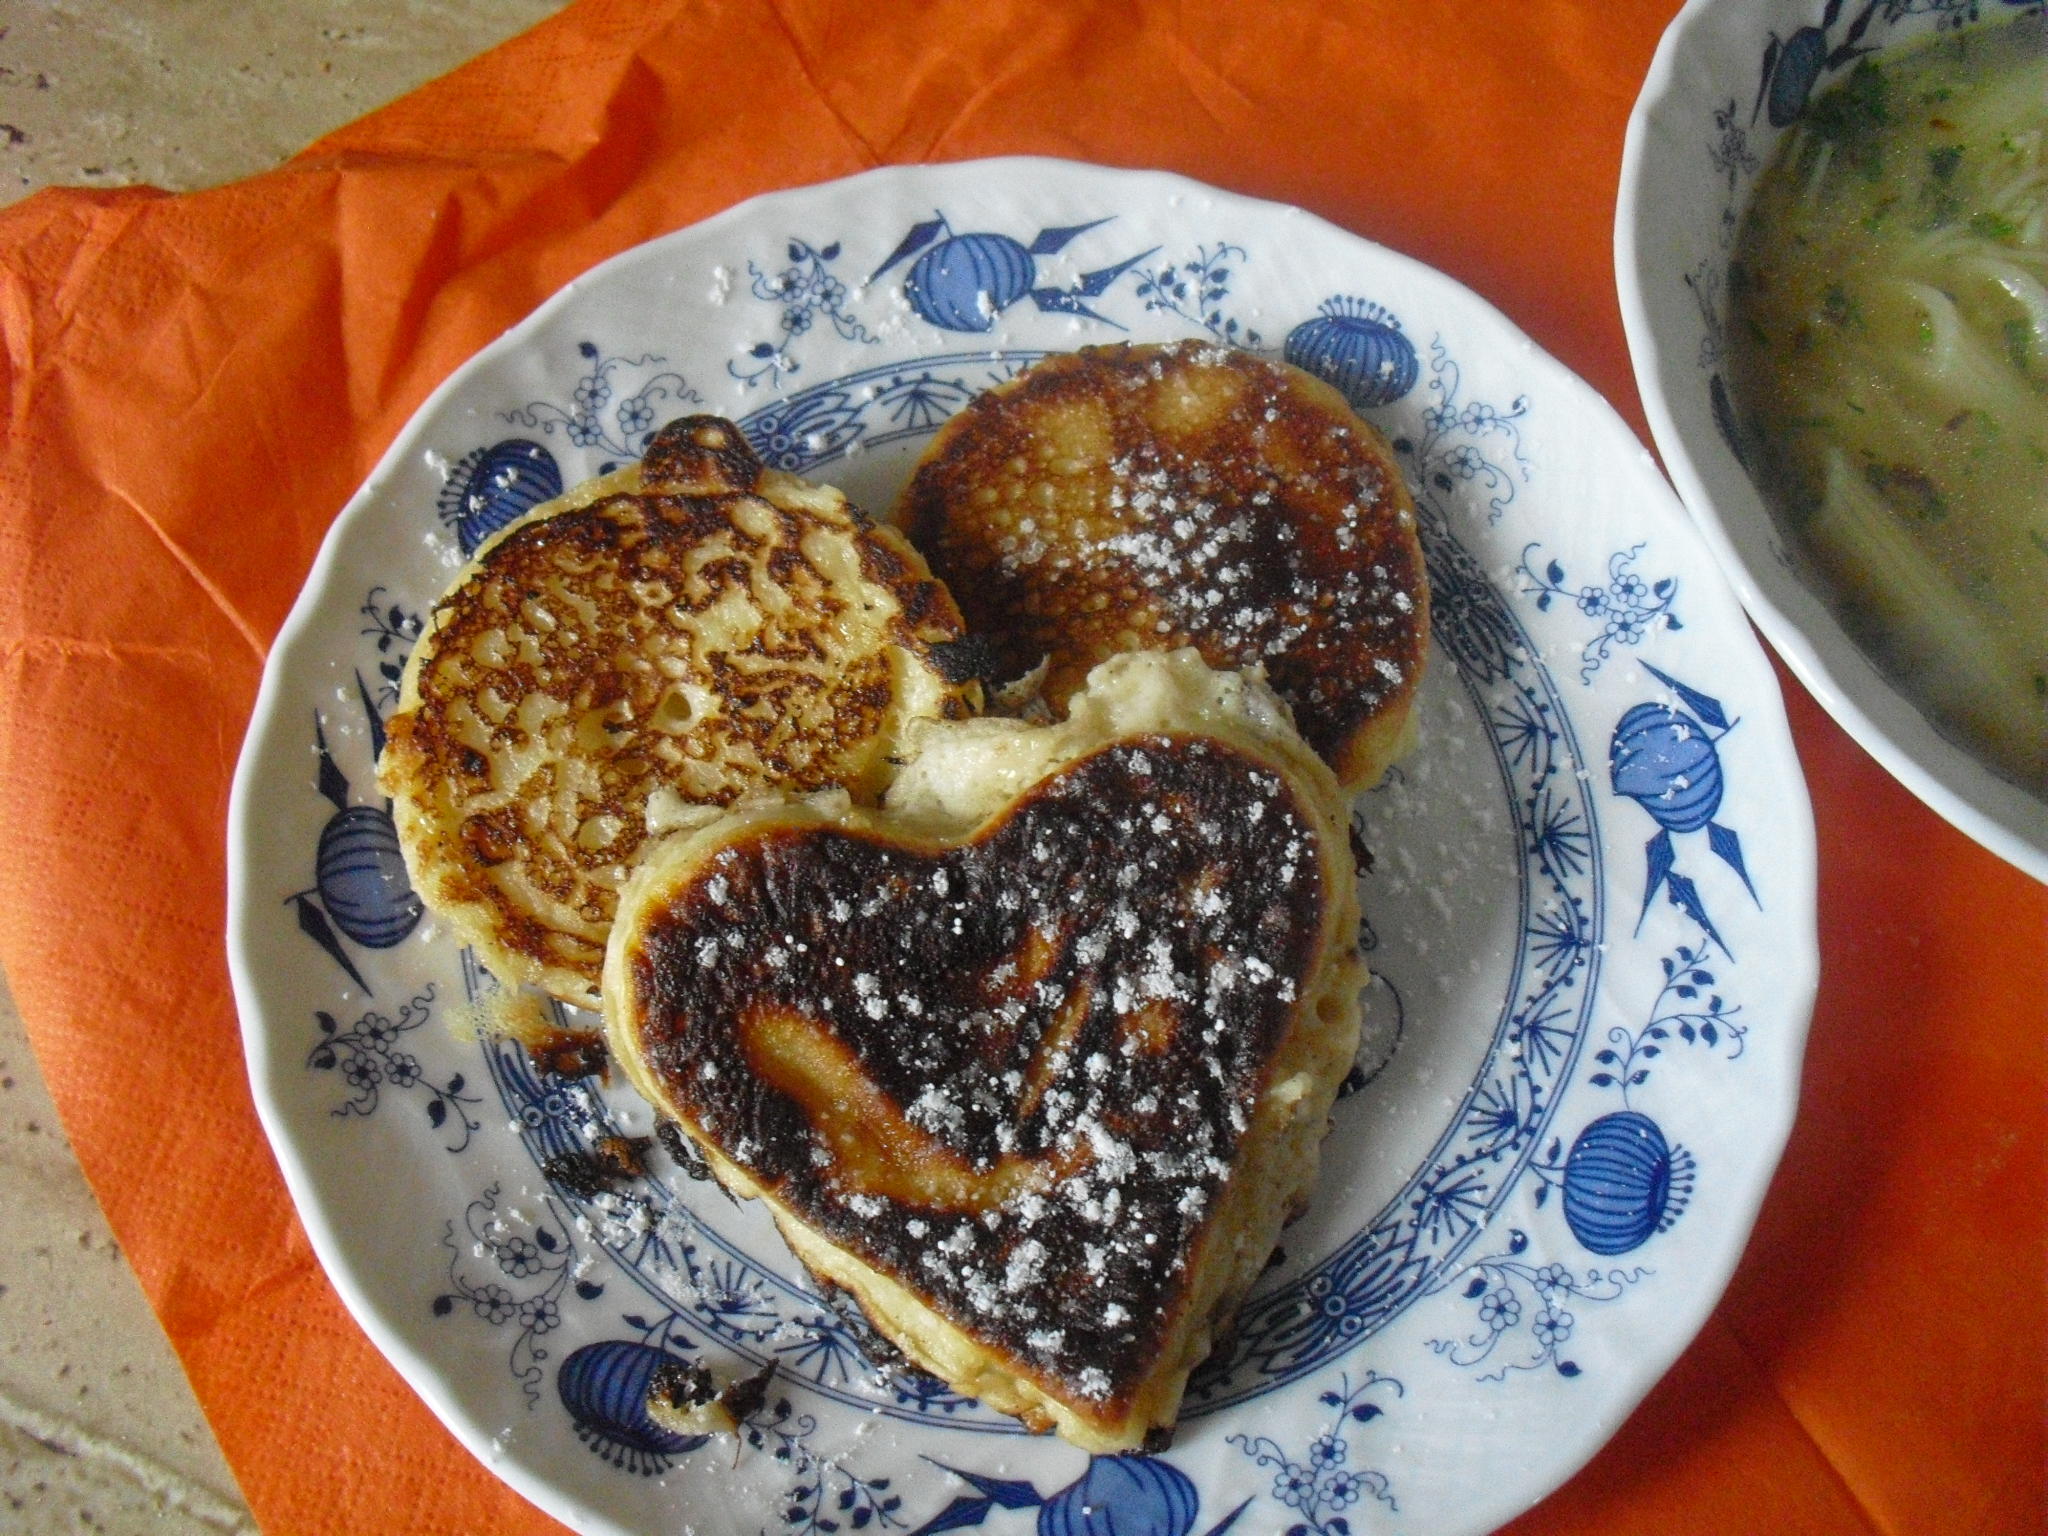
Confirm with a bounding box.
[1618,0,2048,879]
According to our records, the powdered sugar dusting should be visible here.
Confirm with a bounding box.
[904,338,1428,770]
[632,731,1335,1399]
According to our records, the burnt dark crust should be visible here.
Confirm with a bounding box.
[642,415,765,492]
[623,733,1333,1412]
[900,341,1428,769]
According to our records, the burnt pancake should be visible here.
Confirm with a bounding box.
[898,340,1429,790]
[379,416,979,1009]
[604,652,1364,1451]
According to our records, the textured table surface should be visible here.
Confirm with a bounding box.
[0,6,562,1528]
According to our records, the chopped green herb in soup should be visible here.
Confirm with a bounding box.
[1726,14,2047,793]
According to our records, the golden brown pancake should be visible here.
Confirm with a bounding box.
[605,652,1364,1451]
[379,416,979,1010]
[898,340,1429,790]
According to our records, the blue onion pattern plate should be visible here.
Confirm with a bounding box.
[229,160,1818,1536]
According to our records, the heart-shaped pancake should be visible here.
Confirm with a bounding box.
[605,653,1363,1450]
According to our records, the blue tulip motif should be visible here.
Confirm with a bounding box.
[914,1455,1249,1536]
[1283,296,1420,409]
[870,214,1157,333]
[1709,373,1749,468]
[1753,0,1881,128]
[315,806,417,947]
[290,672,422,993]
[1609,664,1758,952]
[556,1340,711,1476]
[1560,1110,1696,1256]
[436,437,563,555]
[1613,703,1722,835]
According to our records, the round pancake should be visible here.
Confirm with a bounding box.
[379,416,979,1010]
[898,340,1430,790]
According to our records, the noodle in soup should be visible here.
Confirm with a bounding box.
[1725,14,2047,793]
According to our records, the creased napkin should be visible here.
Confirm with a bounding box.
[0,1,2039,1531]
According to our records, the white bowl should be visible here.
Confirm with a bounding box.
[1616,0,2048,882]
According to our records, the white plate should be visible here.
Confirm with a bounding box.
[1616,0,2048,881]
[229,159,1817,1536]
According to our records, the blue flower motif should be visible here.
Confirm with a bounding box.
[342,1056,382,1091]
[1447,443,1486,478]
[1316,1467,1366,1511]
[1273,1461,1318,1511]
[1532,1307,1575,1349]
[503,349,700,456]
[1229,1374,1402,1529]
[305,986,476,1151]
[1431,1231,1644,1382]
[1479,1287,1521,1332]
[1518,542,1681,681]
[1606,610,1649,646]
[472,1282,516,1325]
[497,1236,542,1279]
[519,1294,561,1335]
[1710,104,1760,189]
[731,237,879,387]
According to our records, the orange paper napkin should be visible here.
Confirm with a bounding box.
[0,2,2040,1531]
